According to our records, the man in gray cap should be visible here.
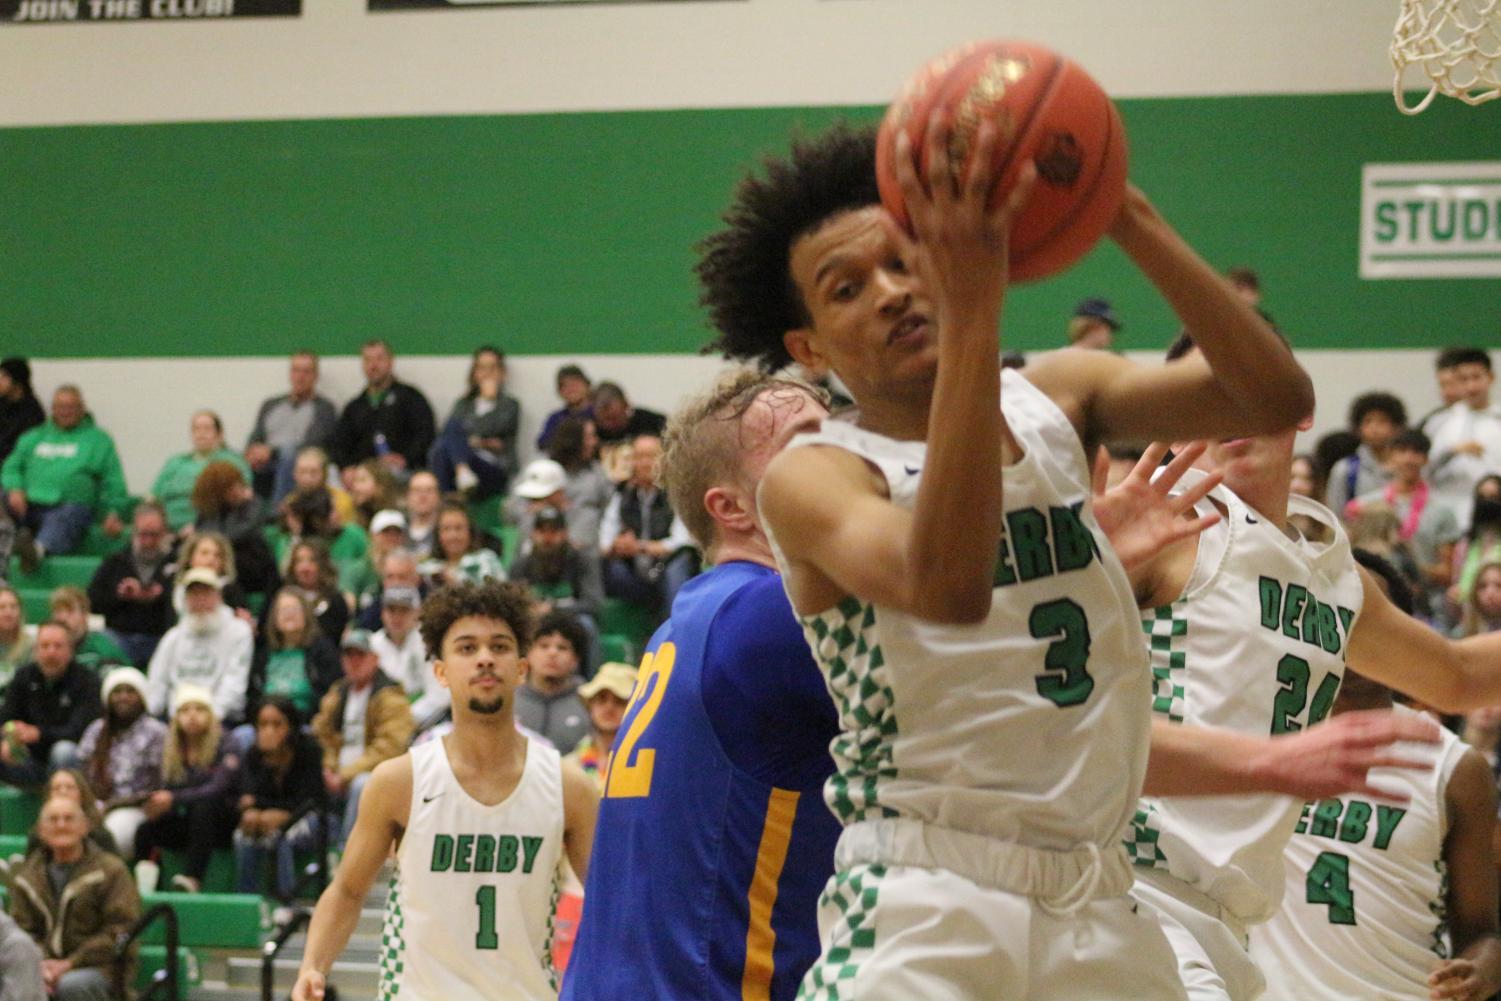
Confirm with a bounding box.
[1067,296,1122,351]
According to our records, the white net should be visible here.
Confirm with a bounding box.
[1392,0,1501,113]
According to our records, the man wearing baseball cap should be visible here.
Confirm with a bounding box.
[145,567,253,724]
[1067,296,1122,351]
[563,663,636,795]
[371,586,445,729]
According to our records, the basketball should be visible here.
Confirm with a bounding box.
[875,39,1129,283]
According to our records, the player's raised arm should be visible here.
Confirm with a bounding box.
[292,755,411,1001]
[1429,749,1501,1001]
[1346,567,1501,712]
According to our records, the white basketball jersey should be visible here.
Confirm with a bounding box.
[377,736,566,1001]
[1251,707,1467,1001]
[1129,475,1365,925]
[765,368,1151,851]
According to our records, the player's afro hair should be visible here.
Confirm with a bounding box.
[419,580,536,662]
[696,122,882,371]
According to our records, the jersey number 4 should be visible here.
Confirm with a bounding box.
[1029,598,1094,708]
[1305,850,1357,925]
[604,642,677,799]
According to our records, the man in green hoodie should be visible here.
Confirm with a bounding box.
[1,386,127,567]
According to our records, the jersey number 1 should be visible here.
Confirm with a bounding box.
[475,886,499,949]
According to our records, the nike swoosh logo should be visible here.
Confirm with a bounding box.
[1245,513,1259,525]
[422,794,443,804]
[904,465,921,476]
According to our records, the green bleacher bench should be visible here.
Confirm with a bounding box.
[0,789,39,836]
[0,834,27,859]
[600,598,654,646]
[17,589,51,628]
[140,892,269,949]
[7,555,102,590]
[598,634,637,667]
[78,524,128,558]
[135,944,201,991]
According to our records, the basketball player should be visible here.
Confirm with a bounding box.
[695,109,1321,997]
[1124,332,1501,1001]
[292,581,598,1001]
[561,370,840,1001]
[1250,552,1501,1001]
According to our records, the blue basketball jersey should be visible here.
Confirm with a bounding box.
[562,561,840,1001]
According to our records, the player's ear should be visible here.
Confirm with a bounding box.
[784,328,827,373]
[432,657,451,691]
[703,484,753,536]
[1296,412,1315,432]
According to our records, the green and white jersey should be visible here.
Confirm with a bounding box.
[1129,475,1365,926]
[765,369,1152,853]
[1251,706,1466,1001]
[378,736,565,1001]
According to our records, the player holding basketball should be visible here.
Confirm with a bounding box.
[291,581,597,1001]
[1124,333,1501,1001]
[1250,552,1501,1001]
[697,107,1316,996]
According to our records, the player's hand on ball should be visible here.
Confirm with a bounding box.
[1261,709,1440,802]
[292,969,326,1001]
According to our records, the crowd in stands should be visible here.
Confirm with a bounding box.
[0,306,1498,996]
[0,342,675,990]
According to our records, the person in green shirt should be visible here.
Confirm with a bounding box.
[247,588,340,722]
[48,587,129,675]
[1,385,127,565]
[149,411,252,532]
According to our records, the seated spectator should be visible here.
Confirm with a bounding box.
[1289,453,1318,500]
[403,471,441,560]
[133,684,239,893]
[1,385,126,568]
[1426,347,1501,525]
[509,506,602,659]
[0,357,44,471]
[311,630,413,845]
[598,433,697,622]
[370,586,443,729]
[591,382,666,482]
[150,410,252,532]
[282,541,351,643]
[247,589,340,723]
[244,351,338,504]
[513,612,590,752]
[1419,348,1470,435]
[87,502,175,668]
[145,568,254,725]
[1453,494,1501,609]
[547,416,614,552]
[421,502,506,589]
[173,530,251,618]
[233,697,324,898]
[1349,430,1460,614]
[277,487,367,575]
[0,586,32,695]
[1311,429,1360,506]
[1325,391,1406,513]
[11,795,140,1001]
[34,769,119,857]
[77,668,165,860]
[563,662,636,794]
[191,461,278,596]
[1065,297,1120,351]
[430,346,520,499]
[536,363,593,451]
[353,548,424,632]
[508,458,570,542]
[0,909,42,1001]
[1456,562,1501,638]
[342,509,407,608]
[330,339,436,484]
[289,446,356,527]
[49,588,129,676]
[346,459,401,531]
[0,623,101,786]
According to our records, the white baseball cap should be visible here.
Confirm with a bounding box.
[514,459,567,500]
[370,509,407,535]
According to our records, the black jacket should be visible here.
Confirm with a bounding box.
[87,549,176,637]
[0,395,44,469]
[236,731,325,814]
[246,637,342,717]
[330,381,436,471]
[0,661,103,761]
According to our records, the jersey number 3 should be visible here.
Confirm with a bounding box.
[604,642,677,799]
[1029,598,1094,708]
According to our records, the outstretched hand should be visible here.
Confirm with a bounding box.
[1093,442,1222,572]
[1429,956,1501,1000]
[1258,709,1440,803]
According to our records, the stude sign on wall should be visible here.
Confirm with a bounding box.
[1360,162,1501,279]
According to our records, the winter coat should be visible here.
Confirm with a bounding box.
[10,840,140,993]
[311,672,414,782]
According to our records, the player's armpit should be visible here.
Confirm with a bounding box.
[1347,567,1501,713]
[759,444,995,623]
[1434,749,1501,1001]
[560,759,598,883]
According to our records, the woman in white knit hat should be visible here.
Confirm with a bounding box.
[132,683,240,893]
[75,667,166,859]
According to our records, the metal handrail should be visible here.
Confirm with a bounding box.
[115,901,179,1001]
[263,798,331,903]
[260,906,311,1001]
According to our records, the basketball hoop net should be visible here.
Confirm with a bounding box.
[1392,0,1501,113]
